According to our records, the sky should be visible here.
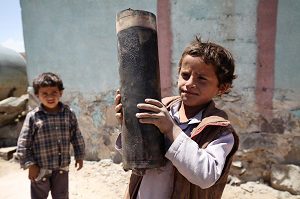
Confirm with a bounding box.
[0,0,24,52]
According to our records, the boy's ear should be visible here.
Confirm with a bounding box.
[59,90,63,97]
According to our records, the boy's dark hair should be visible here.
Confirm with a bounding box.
[33,72,64,94]
[179,36,237,92]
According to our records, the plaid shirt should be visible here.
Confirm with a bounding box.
[17,102,85,170]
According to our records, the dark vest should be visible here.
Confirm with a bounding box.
[124,96,239,199]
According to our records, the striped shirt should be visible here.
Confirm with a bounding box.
[17,102,85,170]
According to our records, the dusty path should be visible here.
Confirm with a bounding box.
[0,158,130,199]
[0,158,299,199]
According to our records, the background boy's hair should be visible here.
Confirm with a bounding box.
[33,72,64,94]
[178,36,237,92]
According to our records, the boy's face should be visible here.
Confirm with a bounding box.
[178,55,221,109]
[37,86,62,112]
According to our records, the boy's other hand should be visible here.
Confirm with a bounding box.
[114,89,123,124]
[136,98,181,141]
[28,164,40,181]
[75,159,83,170]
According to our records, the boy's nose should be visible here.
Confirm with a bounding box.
[45,94,55,99]
[185,77,196,87]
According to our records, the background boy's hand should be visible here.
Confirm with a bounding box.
[75,159,83,170]
[136,98,181,141]
[28,164,40,181]
[114,89,123,124]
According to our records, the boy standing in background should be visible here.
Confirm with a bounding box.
[17,72,85,199]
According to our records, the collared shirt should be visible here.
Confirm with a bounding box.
[17,102,85,170]
[136,100,234,199]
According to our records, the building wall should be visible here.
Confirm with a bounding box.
[170,0,258,98]
[170,0,300,117]
[21,0,157,94]
[275,0,300,99]
[21,0,157,160]
[21,0,300,160]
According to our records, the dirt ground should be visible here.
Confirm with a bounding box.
[0,158,299,199]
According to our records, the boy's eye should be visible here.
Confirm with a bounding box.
[198,76,207,81]
[42,92,59,97]
[41,93,48,97]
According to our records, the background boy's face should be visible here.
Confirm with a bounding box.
[178,55,220,108]
[37,86,62,112]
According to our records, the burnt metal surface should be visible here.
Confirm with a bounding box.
[116,9,165,170]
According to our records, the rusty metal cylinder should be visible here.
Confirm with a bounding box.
[116,9,165,170]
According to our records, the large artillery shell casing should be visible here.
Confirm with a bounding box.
[116,9,165,170]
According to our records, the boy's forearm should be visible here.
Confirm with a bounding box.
[70,111,85,156]
[165,125,182,142]
[71,127,85,159]
[166,132,234,188]
[73,145,85,160]
[18,153,36,169]
[17,114,35,169]
[17,150,36,169]
[73,139,85,160]
[17,138,35,169]
[74,153,85,160]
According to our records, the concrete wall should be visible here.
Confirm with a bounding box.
[275,0,300,99]
[20,0,300,160]
[21,0,157,94]
[170,0,258,99]
[21,0,157,160]
[170,0,300,117]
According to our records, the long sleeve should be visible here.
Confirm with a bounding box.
[165,131,234,189]
[17,112,35,169]
[70,112,85,160]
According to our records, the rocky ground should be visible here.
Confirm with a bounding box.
[0,158,299,199]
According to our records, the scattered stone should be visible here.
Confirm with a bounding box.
[232,161,243,168]
[0,94,28,126]
[99,159,113,167]
[228,175,242,186]
[240,183,254,193]
[0,117,24,147]
[0,146,17,160]
[13,151,20,161]
[271,164,300,195]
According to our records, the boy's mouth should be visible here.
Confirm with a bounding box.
[181,89,198,96]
